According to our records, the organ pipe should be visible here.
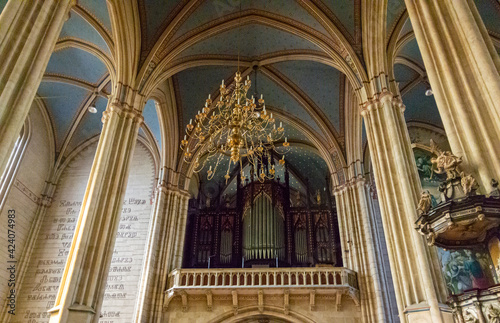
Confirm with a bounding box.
[242,193,285,262]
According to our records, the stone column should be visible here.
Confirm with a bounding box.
[334,177,387,322]
[361,90,451,322]
[404,0,500,191]
[0,0,74,177]
[134,182,190,323]
[48,92,144,323]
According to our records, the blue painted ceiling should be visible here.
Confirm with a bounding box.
[175,65,239,128]
[143,99,162,151]
[0,0,7,13]
[37,82,90,150]
[386,0,406,39]
[474,0,500,38]
[17,0,498,193]
[78,0,112,31]
[173,0,330,39]
[398,38,424,68]
[272,60,342,131]
[320,0,357,40]
[394,63,419,90]
[60,11,111,54]
[46,48,107,84]
[177,24,321,60]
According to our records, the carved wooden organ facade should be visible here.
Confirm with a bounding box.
[183,169,342,269]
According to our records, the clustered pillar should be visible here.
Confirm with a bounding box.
[0,0,75,177]
[135,182,190,323]
[335,178,387,322]
[48,91,144,323]
[361,90,451,322]
[404,0,500,191]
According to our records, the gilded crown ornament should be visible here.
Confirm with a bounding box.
[180,71,290,183]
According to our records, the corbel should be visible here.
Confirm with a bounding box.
[258,290,264,313]
[206,290,213,311]
[232,290,239,315]
[309,290,316,311]
[335,290,342,312]
[284,289,290,315]
[180,291,188,312]
[163,290,176,310]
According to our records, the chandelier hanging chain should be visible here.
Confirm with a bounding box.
[180,71,290,183]
[180,1,289,183]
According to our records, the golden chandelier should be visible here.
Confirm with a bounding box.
[180,71,290,183]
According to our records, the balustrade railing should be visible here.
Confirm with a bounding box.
[167,267,357,290]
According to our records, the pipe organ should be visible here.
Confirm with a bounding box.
[184,168,342,268]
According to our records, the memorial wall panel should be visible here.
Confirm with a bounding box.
[12,140,155,323]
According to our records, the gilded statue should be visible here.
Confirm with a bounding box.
[316,189,321,205]
[430,139,463,180]
[417,190,432,215]
[461,171,479,195]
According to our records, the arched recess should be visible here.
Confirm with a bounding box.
[0,98,55,320]
[13,137,157,322]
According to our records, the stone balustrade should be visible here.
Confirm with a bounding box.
[164,267,359,313]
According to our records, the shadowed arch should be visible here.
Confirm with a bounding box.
[207,306,315,323]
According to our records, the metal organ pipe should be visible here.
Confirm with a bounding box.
[241,193,286,262]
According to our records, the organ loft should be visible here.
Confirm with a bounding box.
[0,1,499,323]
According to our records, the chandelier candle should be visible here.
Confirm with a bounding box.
[180,71,290,183]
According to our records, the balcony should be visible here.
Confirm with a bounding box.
[164,267,359,313]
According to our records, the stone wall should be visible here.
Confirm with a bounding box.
[11,139,155,323]
[165,294,361,323]
[0,103,52,312]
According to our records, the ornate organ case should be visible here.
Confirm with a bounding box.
[184,171,342,269]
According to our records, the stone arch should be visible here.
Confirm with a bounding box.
[208,306,315,323]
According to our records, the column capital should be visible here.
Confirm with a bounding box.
[156,183,190,198]
[333,175,367,194]
[101,103,144,125]
[360,90,402,116]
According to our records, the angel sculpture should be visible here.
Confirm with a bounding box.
[463,308,479,323]
[461,171,479,195]
[417,190,432,215]
[430,139,462,180]
[488,304,500,323]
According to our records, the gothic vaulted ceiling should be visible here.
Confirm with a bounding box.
[1,0,499,192]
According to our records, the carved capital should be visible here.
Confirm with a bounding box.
[40,195,53,207]
[101,103,144,125]
[360,90,400,116]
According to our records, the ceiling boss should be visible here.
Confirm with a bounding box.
[180,71,290,183]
